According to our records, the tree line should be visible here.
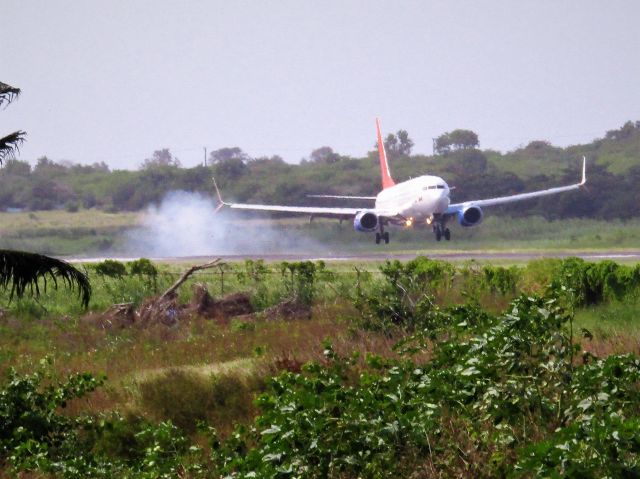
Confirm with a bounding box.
[1,121,639,219]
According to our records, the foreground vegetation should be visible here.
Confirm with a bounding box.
[1,257,640,477]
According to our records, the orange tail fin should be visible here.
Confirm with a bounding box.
[376,118,395,189]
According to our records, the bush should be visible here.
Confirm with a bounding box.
[211,290,640,477]
[355,256,454,331]
[128,258,158,278]
[93,259,127,278]
[64,201,79,212]
[128,258,158,292]
[482,265,519,295]
[279,260,326,306]
[554,257,640,306]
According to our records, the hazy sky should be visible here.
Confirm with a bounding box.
[2,0,639,169]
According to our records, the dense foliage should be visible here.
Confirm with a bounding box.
[1,257,639,477]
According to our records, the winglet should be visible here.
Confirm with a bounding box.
[211,177,228,212]
[376,118,396,189]
[580,156,587,186]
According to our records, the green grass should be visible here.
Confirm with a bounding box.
[1,256,640,477]
[576,299,640,334]
[0,209,138,255]
[2,209,640,256]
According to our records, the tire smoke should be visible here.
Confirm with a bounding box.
[125,191,325,257]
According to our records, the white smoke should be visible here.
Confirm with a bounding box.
[125,191,327,257]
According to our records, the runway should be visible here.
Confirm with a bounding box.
[71,250,640,264]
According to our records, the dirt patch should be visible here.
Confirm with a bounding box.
[262,299,311,321]
[236,299,311,322]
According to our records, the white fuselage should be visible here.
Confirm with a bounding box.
[375,175,450,221]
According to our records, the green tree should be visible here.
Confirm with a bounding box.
[605,120,638,141]
[209,147,249,164]
[435,129,479,155]
[1,159,31,177]
[214,156,248,183]
[383,133,398,156]
[396,129,414,156]
[380,130,414,158]
[140,148,181,169]
[310,146,340,164]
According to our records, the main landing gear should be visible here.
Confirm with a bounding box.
[433,222,451,242]
[375,231,390,244]
[375,224,390,244]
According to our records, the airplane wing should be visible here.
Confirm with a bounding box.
[212,177,397,220]
[446,157,586,213]
[227,202,361,218]
[306,194,377,200]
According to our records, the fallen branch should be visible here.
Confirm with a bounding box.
[160,258,223,301]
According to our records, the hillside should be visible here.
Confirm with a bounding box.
[0,121,638,220]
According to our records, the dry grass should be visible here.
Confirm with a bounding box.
[5,300,403,431]
[580,333,640,358]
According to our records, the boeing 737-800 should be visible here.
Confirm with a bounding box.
[213,119,586,244]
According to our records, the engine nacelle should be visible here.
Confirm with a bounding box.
[457,205,483,227]
[353,211,379,232]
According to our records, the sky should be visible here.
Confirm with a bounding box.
[2,0,640,169]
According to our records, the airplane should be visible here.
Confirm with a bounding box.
[213,119,587,244]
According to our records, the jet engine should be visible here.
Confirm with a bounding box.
[457,205,483,227]
[353,211,378,232]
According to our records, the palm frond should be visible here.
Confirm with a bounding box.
[0,131,26,163]
[0,82,21,108]
[0,250,92,308]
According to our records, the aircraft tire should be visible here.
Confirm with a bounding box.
[383,232,390,244]
[444,228,451,241]
[375,233,381,244]
[435,229,442,241]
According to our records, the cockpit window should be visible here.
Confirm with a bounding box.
[437,184,445,189]
[423,184,446,190]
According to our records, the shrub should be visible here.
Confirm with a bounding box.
[128,258,158,292]
[211,289,640,477]
[128,258,158,278]
[93,259,127,278]
[0,364,105,475]
[279,260,326,306]
[554,257,640,306]
[64,201,79,213]
[481,265,519,295]
[355,257,453,331]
